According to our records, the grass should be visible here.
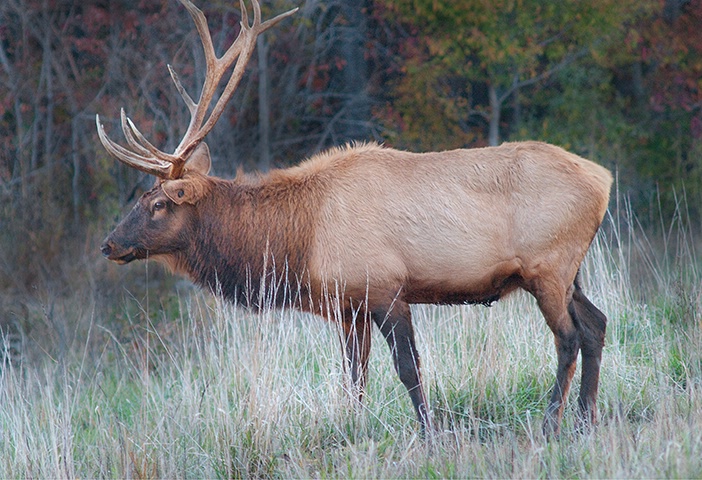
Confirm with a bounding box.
[1,213,701,478]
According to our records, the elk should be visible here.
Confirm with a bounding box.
[97,0,612,437]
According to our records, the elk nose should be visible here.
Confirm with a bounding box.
[100,242,113,257]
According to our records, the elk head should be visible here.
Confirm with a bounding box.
[98,0,297,265]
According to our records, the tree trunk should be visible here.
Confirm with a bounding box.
[339,0,370,141]
[72,118,80,226]
[257,34,271,172]
[488,84,501,146]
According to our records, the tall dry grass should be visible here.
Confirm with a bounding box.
[0,209,701,478]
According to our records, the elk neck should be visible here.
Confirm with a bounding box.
[177,174,321,307]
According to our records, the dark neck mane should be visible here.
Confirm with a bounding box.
[180,175,320,307]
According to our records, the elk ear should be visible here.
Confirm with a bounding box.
[162,176,209,205]
[184,142,211,176]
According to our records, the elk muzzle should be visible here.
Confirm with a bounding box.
[101,236,138,264]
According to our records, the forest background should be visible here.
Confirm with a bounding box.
[0,0,702,293]
[0,0,701,382]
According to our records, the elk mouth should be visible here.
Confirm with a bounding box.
[112,251,137,265]
[101,242,138,264]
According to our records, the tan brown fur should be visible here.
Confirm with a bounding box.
[102,140,612,436]
[297,142,610,303]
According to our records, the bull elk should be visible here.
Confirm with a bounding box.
[97,0,612,437]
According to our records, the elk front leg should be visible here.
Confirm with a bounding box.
[371,300,432,433]
[340,311,372,402]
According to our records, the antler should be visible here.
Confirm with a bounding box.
[96,0,297,179]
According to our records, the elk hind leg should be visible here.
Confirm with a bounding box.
[568,277,606,431]
[532,279,580,438]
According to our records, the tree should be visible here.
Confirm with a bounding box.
[630,0,702,225]
[381,0,648,146]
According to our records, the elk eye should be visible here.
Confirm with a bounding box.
[153,200,167,212]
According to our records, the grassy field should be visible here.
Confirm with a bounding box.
[1,213,701,478]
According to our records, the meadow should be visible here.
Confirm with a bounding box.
[1,208,701,479]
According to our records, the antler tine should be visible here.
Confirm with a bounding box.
[175,0,218,142]
[220,1,298,66]
[119,110,151,158]
[168,65,196,115]
[260,5,299,31]
[251,0,260,26]
[122,112,179,163]
[240,0,250,31]
[96,114,173,178]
